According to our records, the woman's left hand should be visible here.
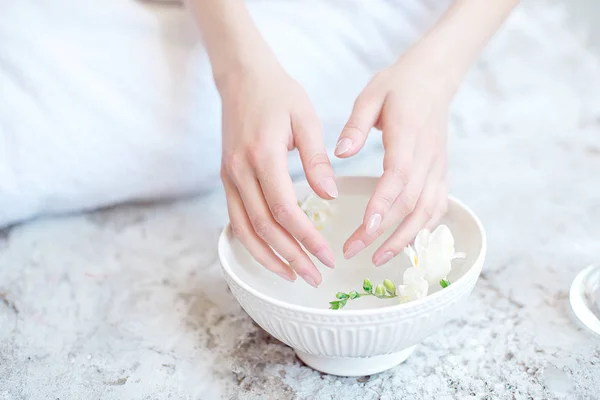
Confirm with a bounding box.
[335,45,460,267]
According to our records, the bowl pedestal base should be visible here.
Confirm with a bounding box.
[295,345,417,377]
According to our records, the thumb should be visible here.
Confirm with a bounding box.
[335,91,384,158]
[292,110,338,200]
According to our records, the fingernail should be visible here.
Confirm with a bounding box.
[277,271,296,282]
[334,138,353,156]
[365,214,382,235]
[299,272,320,288]
[344,240,365,259]
[374,251,395,267]
[316,248,335,269]
[319,178,338,199]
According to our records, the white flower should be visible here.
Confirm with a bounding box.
[397,266,429,302]
[402,225,465,290]
[298,193,334,230]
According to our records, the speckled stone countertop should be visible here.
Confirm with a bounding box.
[2,3,600,400]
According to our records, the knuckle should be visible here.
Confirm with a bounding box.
[230,223,245,240]
[284,254,297,265]
[307,152,330,171]
[250,218,271,240]
[246,147,264,167]
[224,153,245,177]
[343,121,367,138]
[388,165,411,186]
[423,205,435,220]
[299,235,324,254]
[270,202,293,224]
[374,193,394,209]
[398,193,417,215]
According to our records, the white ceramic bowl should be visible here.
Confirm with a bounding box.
[218,176,486,376]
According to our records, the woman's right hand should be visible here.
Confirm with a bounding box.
[188,0,336,286]
[218,62,337,287]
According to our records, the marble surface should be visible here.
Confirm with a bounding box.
[2,2,600,399]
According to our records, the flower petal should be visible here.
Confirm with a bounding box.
[299,193,334,229]
[398,268,429,302]
[430,225,455,259]
[414,229,431,255]
[403,266,426,286]
[419,249,452,285]
[404,245,419,268]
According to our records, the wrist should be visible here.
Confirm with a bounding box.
[412,36,471,94]
[394,38,467,103]
[188,0,282,95]
[211,45,281,96]
[409,0,520,90]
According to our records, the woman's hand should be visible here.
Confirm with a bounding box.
[336,45,457,267]
[219,64,337,287]
[333,0,519,266]
[188,0,337,286]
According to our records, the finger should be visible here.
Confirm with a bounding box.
[342,138,432,259]
[222,170,297,282]
[234,172,323,287]
[362,103,417,236]
[335,89,385,158]
[425,182,448,231]
[253,147,335,269]
[372,157,445,266]
[292,109,338,200]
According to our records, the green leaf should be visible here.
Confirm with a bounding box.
[375,284,386,298]
[336,292,349,300]
[440,279,451,288]
[330,302,340,310]
[339,299,347,308]
[383,279,396,296]
[363,278,373,293]
[348,291,360,299]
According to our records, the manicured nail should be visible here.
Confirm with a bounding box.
[316,248,335,269]
[299,272,320,288]
[334,138,353,156]
[374,251,394,267]
[277,271,296,282]
[344,240,365,259]
[319,178,338,199]
[365,214,382,235]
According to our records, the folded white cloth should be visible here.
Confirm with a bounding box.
[0,0,450,227]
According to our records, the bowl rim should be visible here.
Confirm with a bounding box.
[218,176,487,316]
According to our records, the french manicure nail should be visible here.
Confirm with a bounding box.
[334,138,353,156]
[374,251,394,267]
[299,272,319,288]
[365,214,382,235]
[344,240,365,259]
[316,248,335,269]
[319,178,338,199]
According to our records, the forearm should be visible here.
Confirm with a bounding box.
[187,0,278,91]
[412,0,520,90]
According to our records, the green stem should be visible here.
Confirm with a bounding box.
[361,292,397,299]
